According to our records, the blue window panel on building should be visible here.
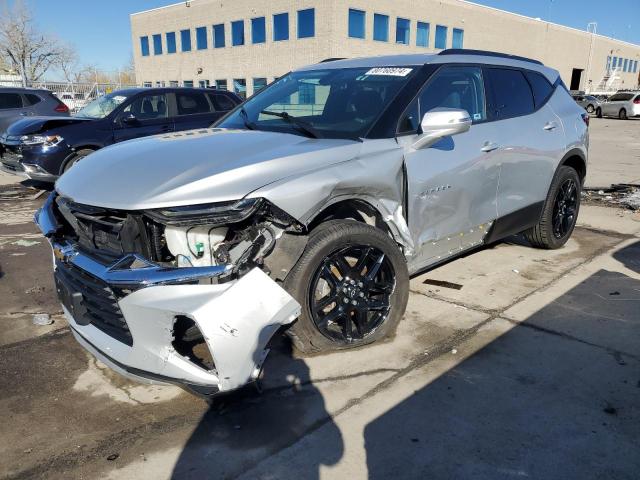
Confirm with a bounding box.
[252,17,266,44]
[452,28,464,48]
[232,20,245,46]
[152,34,162,55]
[273,13,289,41]
[196,27,207,50]
[623,58,628,72]
[416,21,429,47]
[373,14,389,42]
[435,25,447,49]
[606,56,611,71]
[634,61,638,73]
[299,83,316,104]
[213,24,225,48]
[348,9,365,38]
[612,57,617,68]
[396,18,410,45]
[166,32,176,53]
[298,9,315,38]
[140,36,149,56]
[181,29,192,52]
[253,77,267,93]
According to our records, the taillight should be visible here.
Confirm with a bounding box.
[634,98,640,104]
[54,102,69,113]
[581,113,589,127]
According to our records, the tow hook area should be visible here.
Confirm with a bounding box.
[118,267,301,392]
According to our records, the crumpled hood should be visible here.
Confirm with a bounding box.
[55,128,362,210]
[6,116,92,135]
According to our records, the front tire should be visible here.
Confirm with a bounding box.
[62,148,95,173]
[586,104,595,114]
[619,109,627,120]
[285,220,409,355]
[524,166,581,249]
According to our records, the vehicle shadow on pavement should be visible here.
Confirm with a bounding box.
[171,331,344,480]
[364,242,640,479]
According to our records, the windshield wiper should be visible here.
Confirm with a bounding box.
[239,107,258,131]
[260,110,322,138]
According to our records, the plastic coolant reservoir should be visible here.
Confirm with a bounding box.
[164,226,228,267]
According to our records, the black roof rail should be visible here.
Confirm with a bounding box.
[320,57,347,63]
[438,49,543,66]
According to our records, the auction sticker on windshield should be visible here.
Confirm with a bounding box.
[365,67,413,77]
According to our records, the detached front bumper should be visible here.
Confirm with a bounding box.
[35,195,301,395]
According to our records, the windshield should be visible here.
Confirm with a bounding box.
[218,67,417,139]
[75,93,129,119]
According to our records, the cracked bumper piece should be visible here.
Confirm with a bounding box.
[36,199,302,394]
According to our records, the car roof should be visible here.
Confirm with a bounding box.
[299,51,559,83]
[0,86,53,94]
[109,87,234,96]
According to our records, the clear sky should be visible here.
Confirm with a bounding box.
[10,0,640,74]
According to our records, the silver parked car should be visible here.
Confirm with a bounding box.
[36,50,588,396]
[0,87,70,133]
[571,93,600,113]
[596,91,640,119]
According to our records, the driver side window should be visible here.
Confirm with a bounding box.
[398,66,487,134]
[123,94,168,120]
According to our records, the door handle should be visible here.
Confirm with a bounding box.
[543,121,558,131]
[481,141,500,152]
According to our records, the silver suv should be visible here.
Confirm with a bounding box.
[596,91,640,119]
[36,50,588,396]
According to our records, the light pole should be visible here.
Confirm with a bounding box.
[585,22,597,93]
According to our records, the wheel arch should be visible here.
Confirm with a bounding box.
[59,145,100,174]
[307,198,390,234]
[558,148,587,184]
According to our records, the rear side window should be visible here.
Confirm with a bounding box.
[524,71,554,109]
[176,92,212,115]
[25,94,42,106]
[487,68,534,119]
[0,93,23,109]
[207,93,236,111]
[123,94,168,120]
[608,93,634,101]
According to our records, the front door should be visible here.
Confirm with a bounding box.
[399,65,500,271]
[113,93,174,143]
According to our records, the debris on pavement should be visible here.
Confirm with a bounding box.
[582,184,640,210]
[32,314,53,326]
[12,239,40,247]
[421,279,463,290]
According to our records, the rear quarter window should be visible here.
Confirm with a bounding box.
[0,93,23,109]
[25,94,42,106]
[487,68,535,119]
[524,71,554,109]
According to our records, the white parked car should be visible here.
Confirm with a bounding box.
[54,92,90,112]
[596,91,640,119]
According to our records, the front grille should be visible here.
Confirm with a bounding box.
[55,261,133,346]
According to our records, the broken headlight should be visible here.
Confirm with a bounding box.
[20,134,65,147]
[145,198,263,226]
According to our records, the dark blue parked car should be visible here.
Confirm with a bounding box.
[0,87,241,182]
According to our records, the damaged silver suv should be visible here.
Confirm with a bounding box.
[36,50,588,395]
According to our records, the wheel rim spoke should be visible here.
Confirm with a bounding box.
[552,178,579,239]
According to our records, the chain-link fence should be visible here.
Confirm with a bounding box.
[0,80,138,112]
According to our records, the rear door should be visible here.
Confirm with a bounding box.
[112,92,173,143]
[207,92,240,121]
[485,67,564,218]
[400,65,500,268]
[173,90,220,131]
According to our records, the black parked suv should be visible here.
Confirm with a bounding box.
[0,88,241,182]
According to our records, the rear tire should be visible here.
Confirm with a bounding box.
[284,220,409,355]
[62,148,95,173]
[596,107,602,118]
[524,166,581,250]
[619,109,627,120]
[586,104,594,114]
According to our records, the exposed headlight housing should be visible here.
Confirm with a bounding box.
[145,198,263,226]
[20,134,64,147]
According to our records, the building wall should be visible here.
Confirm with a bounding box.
[131,0,640,95]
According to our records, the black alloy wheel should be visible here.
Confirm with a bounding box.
[551,178,578,239]
[309,245,395,343]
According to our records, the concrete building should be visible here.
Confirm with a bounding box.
[130,0,640,98]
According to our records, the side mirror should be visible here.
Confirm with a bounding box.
[122,113,138,126]
[412,108,472,150]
